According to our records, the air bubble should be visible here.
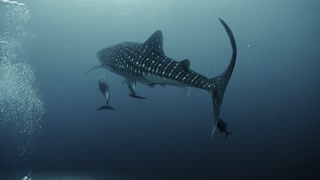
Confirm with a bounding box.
[0,2,44,157]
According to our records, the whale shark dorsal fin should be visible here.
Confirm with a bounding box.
[179,59,191,72]
[144,30,164,55]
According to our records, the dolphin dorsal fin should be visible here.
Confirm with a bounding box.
[179,59,191,72]
[144,30,165,55]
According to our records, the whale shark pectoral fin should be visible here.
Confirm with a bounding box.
[124,78,147,99]
[124,78,136,95]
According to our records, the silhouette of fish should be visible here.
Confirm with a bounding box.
[217,118,232,140]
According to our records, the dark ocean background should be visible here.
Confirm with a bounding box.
[1,0,320,179]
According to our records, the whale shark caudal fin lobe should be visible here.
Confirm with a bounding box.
[209,18,237,137]
[96,105,115,111]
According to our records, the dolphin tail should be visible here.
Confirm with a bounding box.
[96,105,115,111]
[208,18,237,137]
[225,132,232,140]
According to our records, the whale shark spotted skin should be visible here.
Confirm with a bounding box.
[90,18,237,136]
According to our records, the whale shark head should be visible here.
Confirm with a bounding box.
[96,47,110,64]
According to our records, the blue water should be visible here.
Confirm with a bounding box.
[1,0,319,179]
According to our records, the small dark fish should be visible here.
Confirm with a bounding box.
[97,77,114,110]
[217,118,232,140]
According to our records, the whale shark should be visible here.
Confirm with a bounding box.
[89,18,237,136]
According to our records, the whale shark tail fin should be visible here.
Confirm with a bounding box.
[208,18,237,137]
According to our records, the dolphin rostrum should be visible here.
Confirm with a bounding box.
[90,18,237,136]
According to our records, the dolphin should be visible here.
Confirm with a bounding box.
[217,118,232,140]
[97,77,114,111]
[89,18,237,136]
